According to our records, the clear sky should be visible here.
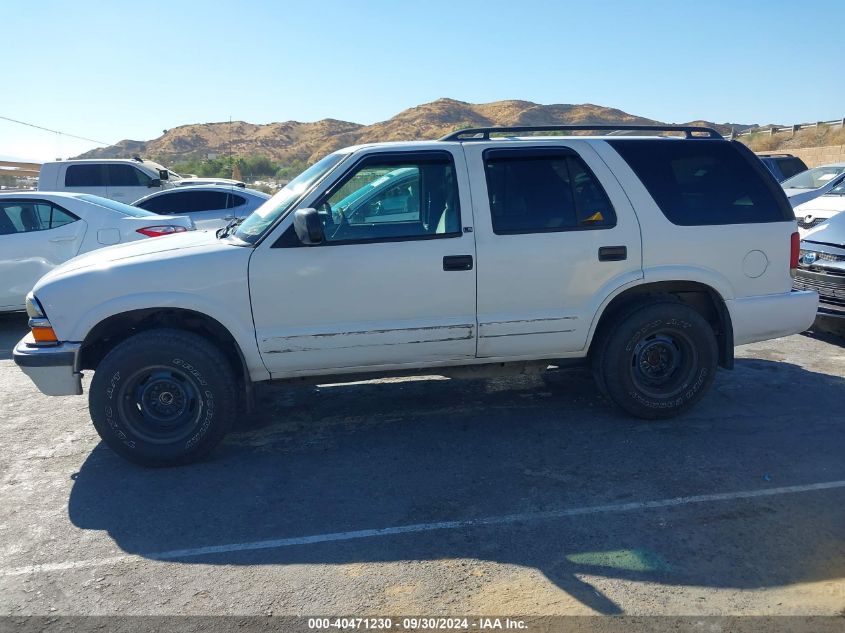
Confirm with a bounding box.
[3,0,842,162]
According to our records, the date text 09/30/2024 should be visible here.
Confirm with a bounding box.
[307,617,528,630]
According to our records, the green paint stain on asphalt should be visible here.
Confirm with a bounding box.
[566,549,670,572]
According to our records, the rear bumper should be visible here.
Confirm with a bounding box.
[13,334,83,396]
[727,290,819,346]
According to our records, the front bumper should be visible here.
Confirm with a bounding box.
[13,334,83,396]
[793,267,845,319]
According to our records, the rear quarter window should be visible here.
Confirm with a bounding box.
[608,140,793,225]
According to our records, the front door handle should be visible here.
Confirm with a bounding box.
[443,255,473,271]
[598,246,627,262]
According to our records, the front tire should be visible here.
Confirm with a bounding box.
[592,301,718,419]
[89,329,238,467]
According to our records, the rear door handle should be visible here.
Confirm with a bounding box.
[49,236,78,243]
[598,246,627,262]
[443,255,473,271]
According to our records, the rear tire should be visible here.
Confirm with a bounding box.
[592,301,717,419]
[89,329,238,467]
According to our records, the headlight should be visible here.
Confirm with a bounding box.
[25,294,58,345]
[25,294,46,319]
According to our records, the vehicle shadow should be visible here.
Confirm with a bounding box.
[67,359,845,614]
[0,312,28,361]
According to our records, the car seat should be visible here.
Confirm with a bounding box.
[19,206,40,231]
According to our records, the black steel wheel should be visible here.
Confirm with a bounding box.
[592,301,718,419]
[90,329,238,467]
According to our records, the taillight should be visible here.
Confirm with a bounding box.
[136,225,188,238]
[790,231,800,277]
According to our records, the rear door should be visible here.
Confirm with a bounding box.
[0,200,86,309]
[464,141,643,358]
[63,164,109,198]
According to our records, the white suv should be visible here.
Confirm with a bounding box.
[14,125,818,467]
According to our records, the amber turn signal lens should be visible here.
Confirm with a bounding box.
[31,326,58,344]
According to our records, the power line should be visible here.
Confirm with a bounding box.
[0,115,109,145]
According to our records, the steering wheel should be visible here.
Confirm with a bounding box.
[318,201,336,226]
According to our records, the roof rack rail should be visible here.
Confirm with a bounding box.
[439,125,723,142]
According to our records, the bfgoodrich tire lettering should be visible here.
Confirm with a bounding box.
[594,302,718,419]
[89,329,237,467]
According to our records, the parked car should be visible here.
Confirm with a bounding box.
[37,158,246,204]
[38,158,180,204]
[14,125,817,467]
[329,166,420,224]
[0,192,193,312]
[781,163,845,208]
[793,179,845,234]
[793,212,845,319]
[133,185,270,230]
[756,153,807,182]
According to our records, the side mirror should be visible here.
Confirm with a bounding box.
[158,169,169,181]
[293,208,324,245]
[148,178,162,188]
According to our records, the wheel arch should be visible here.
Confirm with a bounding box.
[79,307,256,407]
[586,280,734,369]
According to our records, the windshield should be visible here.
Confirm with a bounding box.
[77,193,156,218]
[234,153,346,243]
[782,165,845,190]
[824,181,845,196]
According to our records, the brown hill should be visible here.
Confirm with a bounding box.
[76,98,753,164]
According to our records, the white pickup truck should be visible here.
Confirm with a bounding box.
[38,158,245,204]
[14,125,818,467]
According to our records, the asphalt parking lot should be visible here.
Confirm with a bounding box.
[0,312,843,617]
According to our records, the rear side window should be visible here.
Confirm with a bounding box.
[189,191,232,211]
[0,201,78,234]
[136,193,178,214]
[484,148,616,234]
[65,164,106,187]
[609,140,793,225]
[35,203,77,228]
[228,194,247,208]
[137,190,231,214]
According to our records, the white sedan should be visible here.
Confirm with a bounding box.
[794,179,845,234]
[782,163,845,208]
[0,192,194,312]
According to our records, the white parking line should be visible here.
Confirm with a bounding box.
[3,479,844,577]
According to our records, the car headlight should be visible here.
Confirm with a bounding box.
[25,294,58,345]
[25,293,46,319]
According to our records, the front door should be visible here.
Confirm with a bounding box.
[105,164,153,203]
[249,149,477,377]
